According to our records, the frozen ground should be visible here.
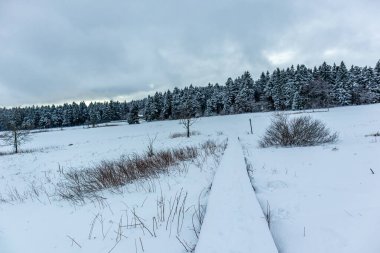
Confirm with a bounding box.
[1,103,380,252]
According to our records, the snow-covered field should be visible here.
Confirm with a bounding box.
[1,104,380,253]
[241,104,380,253]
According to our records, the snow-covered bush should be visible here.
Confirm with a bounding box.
[259,114,338,147]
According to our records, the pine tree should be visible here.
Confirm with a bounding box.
[186,85,199,117]
[39,108,52,128]
[284,66,296,109]
[241,71,254,89]
[263,70,276,110]
[205,84,224,116]
[374,60,380,84]
[88,102,101,127]
[372,60,380,101]
[334,61,352,105]
[161,90,172,119]
[349,65,362,105]
[253,72,267,102]
[171,87,182,119]
[331,63,338,86]
[318,62,333,84]
[153,92,163,120]
[292,65,312,110]
[144,96,156,121]
[205,86,218,116]
[362,67,380,103]
[79,101,88,124]
[62,104,73,126]
[235,72,255,113]
[235,85,254,113]
[223,78,236,114]
[272,69,287,110]
[193,87,206,117]
[128,104,139,124]
[72,102,80,125]
[292,91,302,110]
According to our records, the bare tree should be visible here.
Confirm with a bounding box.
[2,125,31,153]
[179,117,198,138]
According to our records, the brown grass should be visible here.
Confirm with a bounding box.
[57,140,225,202]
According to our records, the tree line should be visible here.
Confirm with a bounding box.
[1,60,379,131]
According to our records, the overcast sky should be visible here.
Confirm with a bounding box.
[0,0,379,107]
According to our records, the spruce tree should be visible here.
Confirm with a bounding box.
[349,66,362,105]
[284,66,296,109]
[161,90,173,119]
[128,104,139,124]
[223,77,236,114]
[319,62,333,84]
[171,87,182,119]
[374,60,380,84]
[334,61,352,105]
[253,72,266,102]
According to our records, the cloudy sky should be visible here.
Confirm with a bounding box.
[0,0,379,106]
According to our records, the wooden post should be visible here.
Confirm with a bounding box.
[187,119,190,138]
[249,119,253,134]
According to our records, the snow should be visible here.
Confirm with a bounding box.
[195,137,278,253]
[1,103,380,253]
[0,121,225,253]
[240,104,380,253]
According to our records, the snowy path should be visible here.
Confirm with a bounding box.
[195,137,278,253]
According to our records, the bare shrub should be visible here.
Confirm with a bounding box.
[201,140,218,156]
[260,114,338,148]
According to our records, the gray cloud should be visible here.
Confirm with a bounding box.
[0,0,379,106]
